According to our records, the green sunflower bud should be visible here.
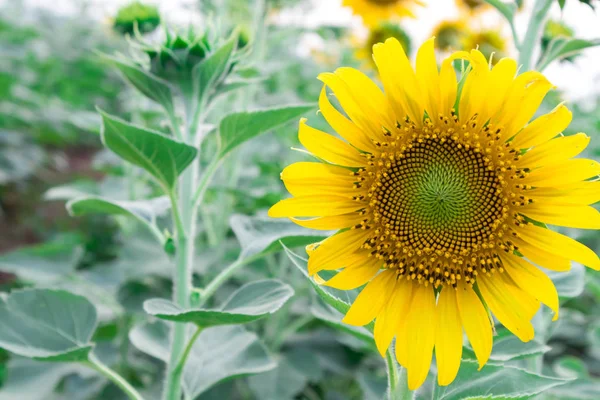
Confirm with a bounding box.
[113,1,160,36]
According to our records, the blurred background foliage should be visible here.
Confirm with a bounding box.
[0,0,599,399]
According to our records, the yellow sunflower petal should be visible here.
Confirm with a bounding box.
[324,256,382,290]
[318,72,387,142]
[405,285,436,390]
[290,213,363,230]
[374,278,413,356]
[318,87,375,152]
[516,223,600,271]
[502,253,560,321]
[308,228,373,274]
[511,103,572,149]
[343,269,397,326]
[298,118,365,167]
[268,195,362,218]
[459,49,491,123]
[513,236,572,272]
[438,58,458,116]
[416,37,440,120]
[456,281,492,369]
[530,181,600,205]
[373,38,423,124]
[523,159,600,187]
[483,58,518,121]
[435,287,463,386]
[522,202,600,229]
[517,133,590,168]
[477,274,536,342]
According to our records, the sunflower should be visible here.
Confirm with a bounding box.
[455,0,491,13]
[269,37,600,390]
[343,0,424,26]
[461,29,508,65]
[431,19,469,51]
[355,22,412,70]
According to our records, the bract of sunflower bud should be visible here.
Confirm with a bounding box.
[113,1,160,36]
[134,28,216,83]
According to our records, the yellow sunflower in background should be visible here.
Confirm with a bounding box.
[462,29,508,64]
[270,37,600,389]
[432,19,470,51]
[343,0,424,26]
[355,22,411,69]
[455,0,491,13]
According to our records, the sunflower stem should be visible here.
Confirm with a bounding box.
[518,0,554,71]
[386,347,412,400]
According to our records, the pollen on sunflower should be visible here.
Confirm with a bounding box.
[269,37,600,390]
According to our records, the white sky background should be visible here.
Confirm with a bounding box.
[7,0,600,103]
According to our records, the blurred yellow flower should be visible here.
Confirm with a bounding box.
[432,19,469,51]
[455,0,491,13]
[270,37,600,390]
[343,0,424,26]
[462,29,508,64]
[355,22,411,69]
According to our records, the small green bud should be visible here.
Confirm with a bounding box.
[113,1,160,36]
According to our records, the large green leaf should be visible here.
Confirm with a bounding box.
[310,299,373,345]
[0,359,85,400]
[433,360,570,400]
[144,279,293,326]
[0,289,97,361]
[547,262,585,298]
[483,0,517,24]
[247,353,309,400]
[230,214,326,261]
[0,238,81,284]
[129,321,276,398]
[283,245,349,315]
[103,55,174,114]
[99,111,197,191]
[217,104,315,159]
[193,35,236,107]
[537,37,600,71]
[67,195,169,239]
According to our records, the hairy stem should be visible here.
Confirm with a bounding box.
[87,353,144,400]
[386,348,412,400]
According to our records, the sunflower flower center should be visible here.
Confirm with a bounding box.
[376,138,504,254]
[354,116,529,288]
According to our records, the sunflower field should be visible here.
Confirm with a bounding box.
[1,0,600,399]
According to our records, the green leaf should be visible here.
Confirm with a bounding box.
[558,0,566,9]
[144,279,294,326]
[67,195,169,239]
[537,37,600,71]
[193,35,236,106]
[247,353,309,400]
[0,238,82,284]
[184,325,276,398]
[129,321,276,398]
[0,289,97,361]
[99,111,197,191]
[483,0,517,25]
[230,214,326,261]
[547,262,585,298]
[433,360,570,400]
[103,55,174,114]
[128,321,170,363]
[0,359,85,400]
[310,299,374,345]
[553,356,589,379]
[218,104,315,159]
